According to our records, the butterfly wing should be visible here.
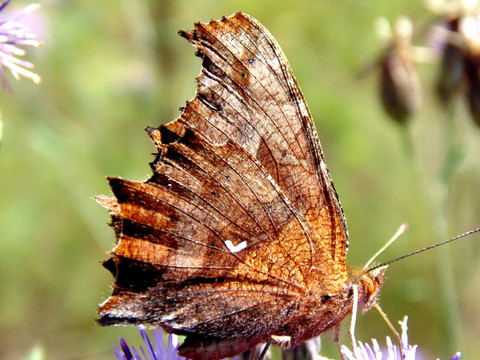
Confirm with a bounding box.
[98,12,349,359]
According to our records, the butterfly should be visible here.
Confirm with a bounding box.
[97,12,386,360]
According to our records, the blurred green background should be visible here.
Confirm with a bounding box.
[1,0,480,359]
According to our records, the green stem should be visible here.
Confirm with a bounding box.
[401,106,464,354]
[435,107,464,353]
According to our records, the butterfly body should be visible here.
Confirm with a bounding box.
[98,12,386,360]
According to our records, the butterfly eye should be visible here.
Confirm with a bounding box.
[358,267,386,309]
[356,277,377,311]
[360,276,374,297]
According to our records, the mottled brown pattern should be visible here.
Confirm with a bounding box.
[97,12,386,360]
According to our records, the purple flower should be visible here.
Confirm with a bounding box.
[114,326,243,360]
[0,0,41,89]
[340,316,462,360]
[114,326,187,360]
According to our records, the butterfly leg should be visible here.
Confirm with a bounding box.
[334,323,346,360]
[257,338,272,360]
[349,284,359,349]
[336,284,359,360]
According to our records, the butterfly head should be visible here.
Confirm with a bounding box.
[354,265,388,311]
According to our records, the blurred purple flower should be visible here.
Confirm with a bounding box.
[340,316,462,360]
[427,0,480,123]
[0,0,41,89]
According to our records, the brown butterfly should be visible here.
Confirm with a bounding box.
[97,12,386,360]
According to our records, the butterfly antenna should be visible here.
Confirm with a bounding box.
[369,227,480,271]
[364,223,409,270]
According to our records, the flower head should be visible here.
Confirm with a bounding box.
[375,17,422,124]
[427,0,480,124]
[114,326,241,360]
[114,326,187,360]
[340,316,462,360]
[0,0,41,89]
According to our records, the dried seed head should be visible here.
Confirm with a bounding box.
[378,17,421,124]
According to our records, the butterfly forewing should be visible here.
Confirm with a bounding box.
[98,12,351,359]
[181,12,348,274]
